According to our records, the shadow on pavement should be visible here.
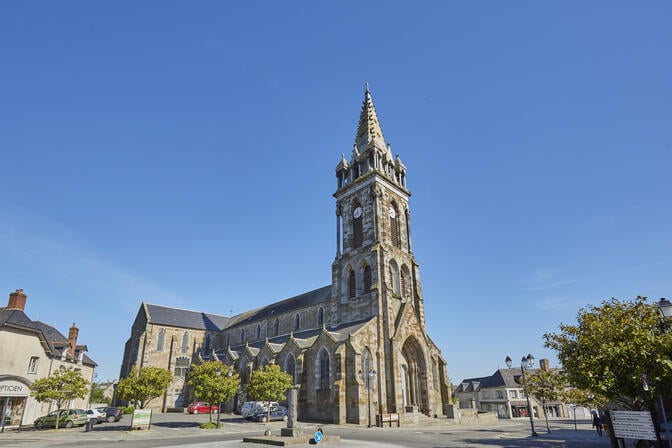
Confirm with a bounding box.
[151,421,202,428]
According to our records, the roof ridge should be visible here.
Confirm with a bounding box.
[146,303,230,318]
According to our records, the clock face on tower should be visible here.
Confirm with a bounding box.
[353,207,362,218]
[388,207,396,219]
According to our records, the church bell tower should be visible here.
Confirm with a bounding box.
[331,85,426,336]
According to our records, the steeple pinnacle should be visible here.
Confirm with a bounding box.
[355,84,385,149]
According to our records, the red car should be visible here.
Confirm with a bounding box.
[187,402,219,414]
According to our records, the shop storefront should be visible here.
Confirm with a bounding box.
[0,377,29,431]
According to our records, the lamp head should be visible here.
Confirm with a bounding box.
[527,354,535,365]
[505,356,512,369]
[658,298,672,318]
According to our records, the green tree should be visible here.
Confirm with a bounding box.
[544,296,672,415]
[116,366,172,409]
[524,369,567,433]
[562,387,607,415]
[30,368,89,430]
[89,382,107,404]
[187,361,240,423]
[245,364,293,423]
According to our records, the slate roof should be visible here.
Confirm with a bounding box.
[0,307,96,367]
[223,285,332,330]
[0,308,34,328]
[219,316,374,354]
[145,304,230,331]
[457,367,537,392]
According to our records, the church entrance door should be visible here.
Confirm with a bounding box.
[400,336,428,415]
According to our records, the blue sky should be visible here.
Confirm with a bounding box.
[1,2,670,384]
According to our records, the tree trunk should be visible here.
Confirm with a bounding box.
[542,402,550,433]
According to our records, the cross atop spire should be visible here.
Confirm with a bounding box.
[355,84,385,149]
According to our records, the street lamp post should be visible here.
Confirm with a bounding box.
[506,354,538,437]
[359,368,376,428]
[657,298,672,448]
[215,369,223,430]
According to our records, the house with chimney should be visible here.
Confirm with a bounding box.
[0,289,96,429]
[453,359,589,420]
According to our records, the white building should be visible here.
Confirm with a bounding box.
[0,289,96,429]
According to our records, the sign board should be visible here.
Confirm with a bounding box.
[0,379,29,397]
[611,411,657,441]
[131,408,152,430]
[314,429,323,443]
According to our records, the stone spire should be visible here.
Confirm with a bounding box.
[354,83,385,150]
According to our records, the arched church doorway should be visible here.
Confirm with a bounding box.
[400,336,429,415]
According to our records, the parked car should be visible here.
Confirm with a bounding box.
[96,406,123,423]
[34,409,89,429]
[85,408,106,424]
[251,405,288,422]
[241,401,279,419]
[187,402,219,414]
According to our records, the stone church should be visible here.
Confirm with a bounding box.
[120,87,450,424]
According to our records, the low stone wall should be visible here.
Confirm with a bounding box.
[457,411,498,425]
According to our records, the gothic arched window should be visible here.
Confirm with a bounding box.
[181,331,190,353]
[203,334,212,354]
[156,329,165,352]
[390,202,401,248]
[239,357,249,383]
[348,270,356,298]
[389,260,400,295]
[317,307,324,326]
[274,319,280,336]
[294,314,300,331]
[174,356,190,377]
[318,349,330,390]
[285,354,296,384]
[401,265,411,299]
[256,324,261,340]
[363,265,372,292]
[240,329,245,343]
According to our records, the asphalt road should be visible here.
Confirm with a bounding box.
[0,412,612,448]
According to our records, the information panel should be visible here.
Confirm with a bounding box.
[611,411,656,441]
[131,409,152,430]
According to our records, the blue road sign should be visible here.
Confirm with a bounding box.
[314,429,323,443]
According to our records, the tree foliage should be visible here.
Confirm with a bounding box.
[30,367,89,430]
[89,382,107,404]
[245,364,293,422]
[187,361,240,423]
[562,387,607,411]
[544,296,672,413]
[116,366,172,409]
[524,369,567,433]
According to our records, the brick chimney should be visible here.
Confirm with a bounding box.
[539,358,551,372]
[68,323,79,358]
[7,289,27,311]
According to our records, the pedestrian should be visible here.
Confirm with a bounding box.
[592,411,603,436]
